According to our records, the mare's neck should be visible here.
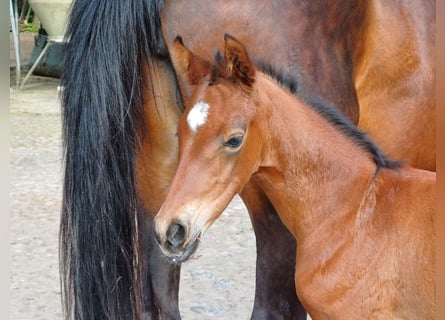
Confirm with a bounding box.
[252,75,377,244]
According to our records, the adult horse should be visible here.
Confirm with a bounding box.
[60,0,435,319]
[154,33,436,319]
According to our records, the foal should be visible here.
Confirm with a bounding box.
[154,35,435,319]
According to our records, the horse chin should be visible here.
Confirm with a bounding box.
[167,234,201,265]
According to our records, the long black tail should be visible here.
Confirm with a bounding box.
[60,0,163,318]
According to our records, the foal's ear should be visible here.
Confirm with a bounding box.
[170,36,212,101]
[224,34,256,88]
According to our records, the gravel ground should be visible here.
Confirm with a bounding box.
[10,33,258,320]
[10,78,64,320]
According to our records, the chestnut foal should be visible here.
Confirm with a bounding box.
[154,35,435,319]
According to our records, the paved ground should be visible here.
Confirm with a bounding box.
[10,32,258,319]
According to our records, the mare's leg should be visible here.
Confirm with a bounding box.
[137,204,181,319]
[241,182,307,320]
[136,57,183,319]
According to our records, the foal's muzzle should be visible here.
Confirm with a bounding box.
[153,219,200,264]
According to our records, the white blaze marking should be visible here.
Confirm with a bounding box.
[187,101,210,133]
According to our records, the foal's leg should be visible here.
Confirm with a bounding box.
[241,182,307,320]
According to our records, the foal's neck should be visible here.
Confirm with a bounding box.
[252,74,377,243]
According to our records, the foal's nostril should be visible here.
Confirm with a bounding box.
[166,222,187,248]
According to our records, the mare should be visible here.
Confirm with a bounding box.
[154,34,436,319]
[59,0,435,319]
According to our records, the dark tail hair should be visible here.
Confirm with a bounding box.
[60,0,164,318]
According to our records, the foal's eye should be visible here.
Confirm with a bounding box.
[224,135,244,149]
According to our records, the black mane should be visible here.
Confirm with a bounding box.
[257,61,301,95]
[256,62,401,171]
[304,95,402,171]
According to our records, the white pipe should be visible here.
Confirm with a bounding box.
[10,0,21,88]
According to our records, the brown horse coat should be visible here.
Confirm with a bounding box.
[154,35,436,319]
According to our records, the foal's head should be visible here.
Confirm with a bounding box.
[153,35,264,262]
